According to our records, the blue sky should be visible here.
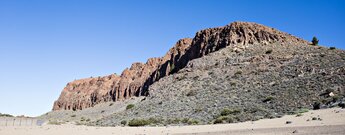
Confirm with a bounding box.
[0,0,344,116]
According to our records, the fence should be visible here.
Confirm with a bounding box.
[0,117,45,126]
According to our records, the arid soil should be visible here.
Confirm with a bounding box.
[2,108,345,135]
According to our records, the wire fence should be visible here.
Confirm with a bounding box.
[0,117,45,126]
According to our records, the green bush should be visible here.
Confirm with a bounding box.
[128,119,149,127]
[312,36,319,45]
[329,47,336,50]
[126,104,135,110]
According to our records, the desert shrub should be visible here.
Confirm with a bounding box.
[221,108,241,116]
[128,119,149,127]
[121,120,127,125]
[265,49,273,54]
[86,118,90,122]
[126,104,135,110]
[147,117,163,125]
[221,108,232,116]
[48,120,65,125]
[297,108,309,113]
[172,118,181,124]
[187,119,199,125]
[71,114,76,117]
[109,103,114,106]
[312,36,319,45]
[182,118,189,123]
[166,118,181,124]
[214,115,234,124]
[213,118,223,124]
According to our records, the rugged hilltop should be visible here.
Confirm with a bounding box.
[53,22,309,111]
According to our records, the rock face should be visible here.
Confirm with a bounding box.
[53,22,309,111]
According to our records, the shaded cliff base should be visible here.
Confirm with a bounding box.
[4,108,345,135]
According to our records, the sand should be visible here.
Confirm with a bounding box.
[1,108,344,135]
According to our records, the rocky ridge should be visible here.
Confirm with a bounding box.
[53,21,309,111]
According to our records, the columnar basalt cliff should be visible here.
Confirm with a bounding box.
[53,22,309,111]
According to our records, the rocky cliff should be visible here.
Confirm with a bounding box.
[53,21,309,111]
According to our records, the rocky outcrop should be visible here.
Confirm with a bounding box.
[53,21,309,111]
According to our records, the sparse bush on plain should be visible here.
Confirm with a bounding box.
[128,119,149,127]
[187,119,199,125]
[182,118,189,123]
[71,114,76,117]
[221,108,241,116]
[48,120,65,125]
[126,104,135,110]
[297,108,309,114]
[214,115,234,124]
[213,118,223,124]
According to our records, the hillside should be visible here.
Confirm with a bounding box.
[53,21,309,111]
[44,22,345,126]
[92,42,345,126]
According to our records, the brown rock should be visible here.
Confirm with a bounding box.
[52,21,308,111]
